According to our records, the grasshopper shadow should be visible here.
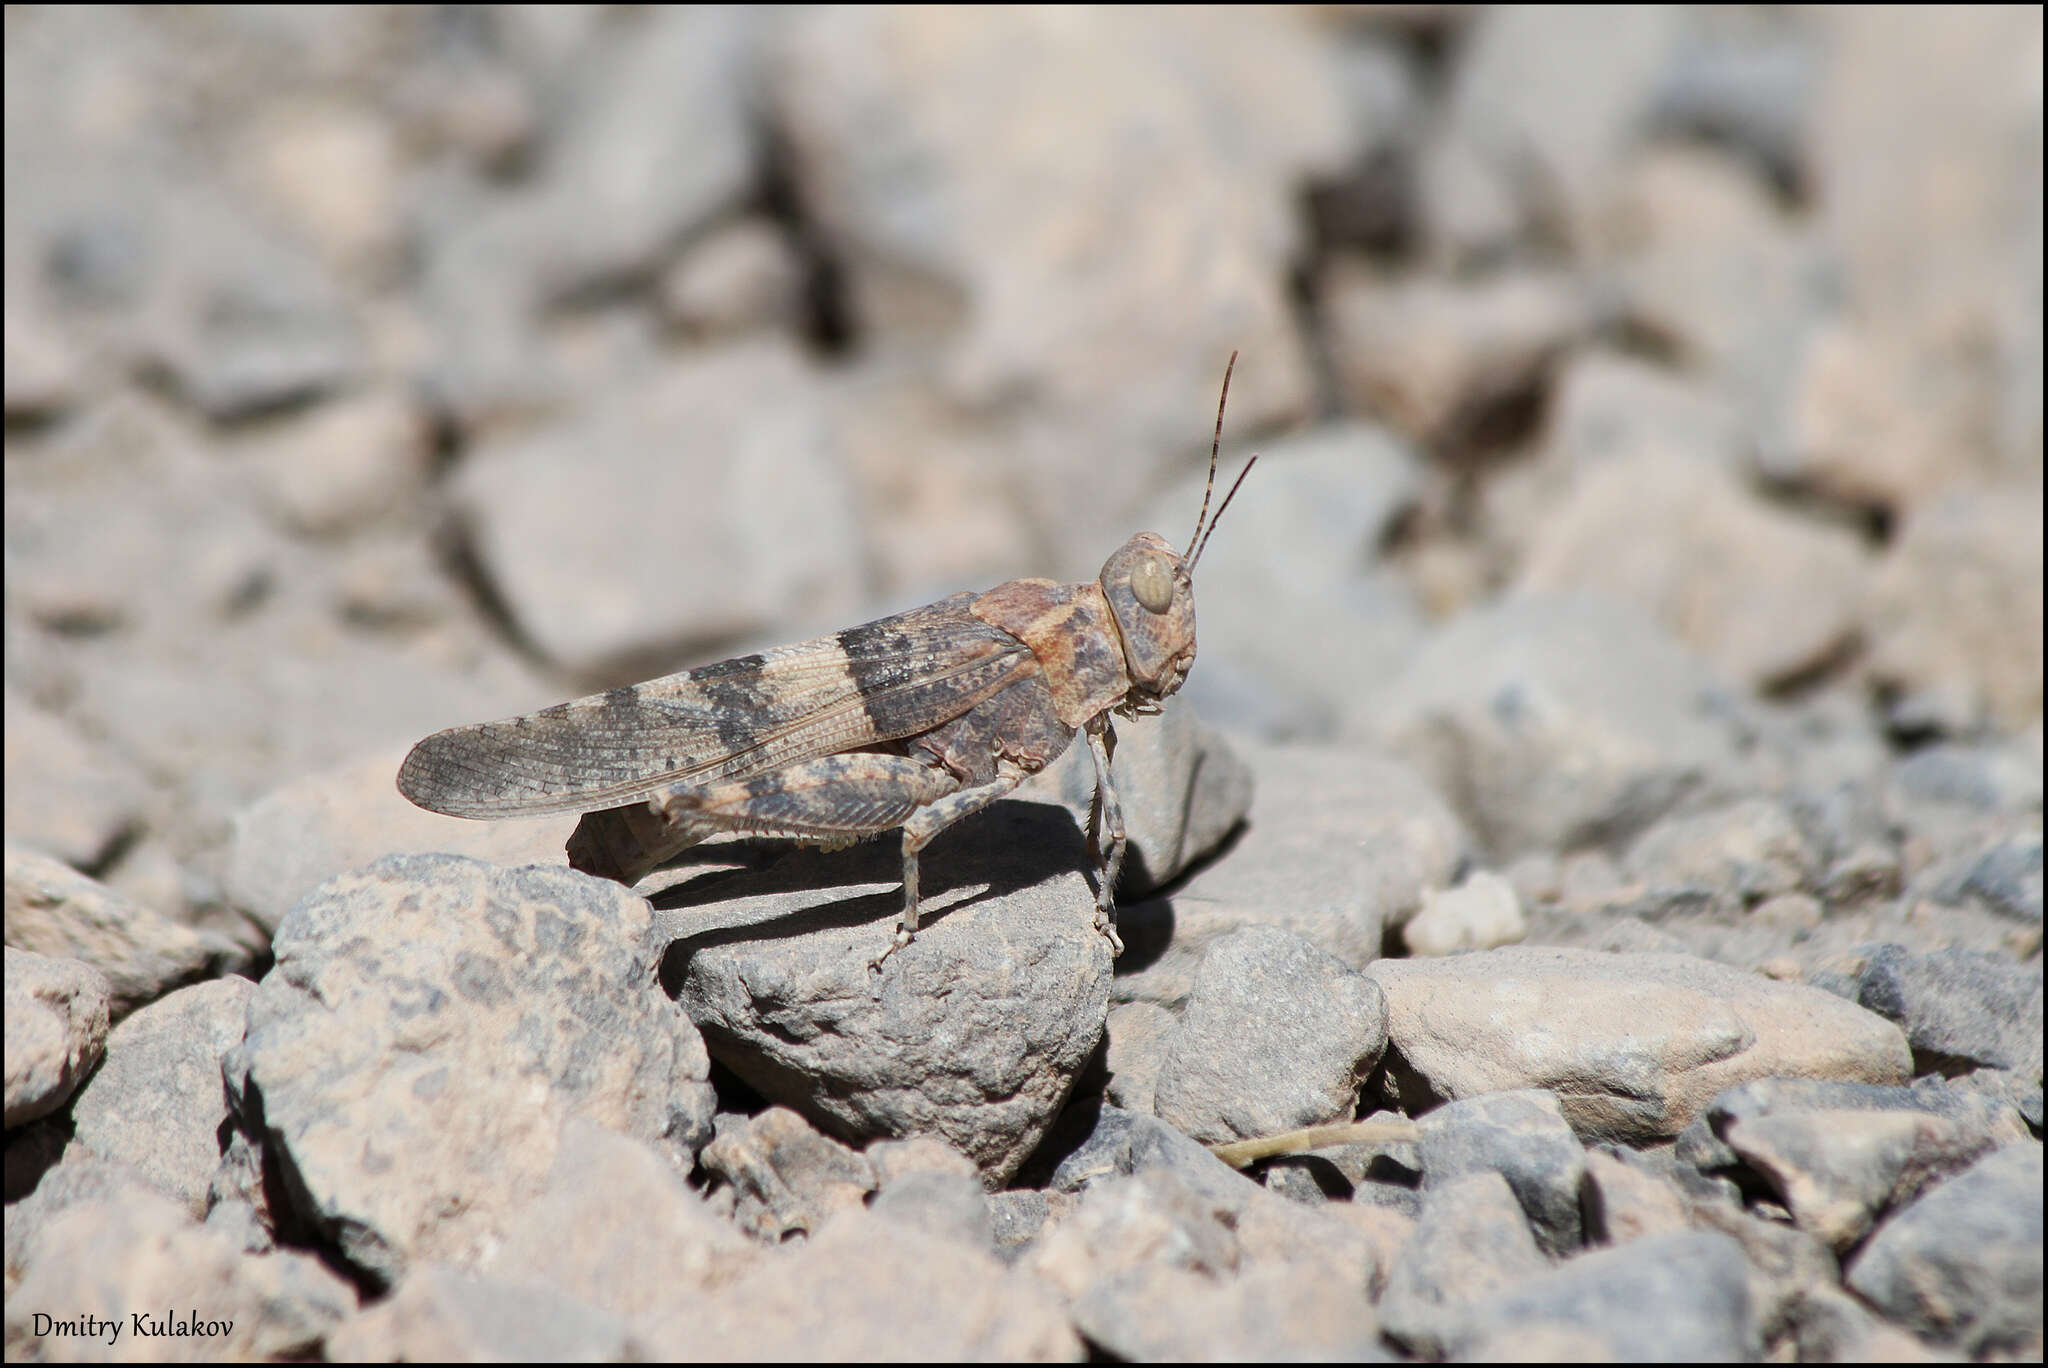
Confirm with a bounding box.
[654,798,1092,975]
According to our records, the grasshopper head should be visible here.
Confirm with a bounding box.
[1101,352,1258,714]
[1101,532,1197,706]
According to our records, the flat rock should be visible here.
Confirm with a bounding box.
[2,946,110,1129]
[1845,1142,2044,1357]
[67,977,253,1215]
[1115,742,1465,1007]
[1619,797,1816,912]
[1367,947,1913,1142]
[4,843,245,1017]
[666,798,1111,1186]
[1152,925,1387,1144]
[236,855,715,1285]
[2,688,147,872]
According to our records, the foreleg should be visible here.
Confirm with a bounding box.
[1084,720,1126,956]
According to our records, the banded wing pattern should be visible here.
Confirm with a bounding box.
[397,594,1033,819]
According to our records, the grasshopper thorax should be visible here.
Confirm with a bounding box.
[1100,531,1196,706]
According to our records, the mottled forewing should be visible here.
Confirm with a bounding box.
[398,594,1032,818]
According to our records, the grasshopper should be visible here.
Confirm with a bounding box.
[398,355,1256,973]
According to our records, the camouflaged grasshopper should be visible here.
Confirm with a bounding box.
[399,355,1256,973]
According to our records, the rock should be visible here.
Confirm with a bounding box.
[697,1107,876,1243]
[2,1157,165,1279]
[1447,5,1684,247]
[1042,1107,1258,1214]
[1378,1171,1548,1358]
[223,746,573,936]
[1619,798,1815,911]
[1403,869,1525,956]
[1853,943,2044,1077]
[1367,947,1912,1142]
[1323,266,1589,453]
[2,689,147,872]
[1864,485,2044,734]
[484,1119,755,1319]
[4,843,245,1017]
[1648,13,1814,196]
[646,1208,1082,1360]
[1102,1001,1176,1115]
[325,1263,633,1363]
[1152,926,1386,1144]
[1514,453,1868,690]
[1690,1076,2029,1251]
[1115,742,1464,1007]
[449,338,864,673]
[1135,421,1427,739]
[2,947,110,1129]
[1845,1142,2044,1357]
[1068,1260,1382,1362]
[1459,1231,1759,1361]
[766,7,1348,563]
[1419,1090,1586,1257]
[658,218,806,340]
[67,977,253,1215]
[1021,695,1254,897]
[235,386,435,537]
[1544,348,1745,474]
[1580,1146,1691,1245]
[1364,593,1752,858]
[1605,147,1828,425]
[868,1168,994,1252]
[668,798,1110,1186]
[236,855,715,1285]
[3,1187,356,1360]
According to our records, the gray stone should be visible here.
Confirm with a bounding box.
[1115,743,1464,1007]
[325,1263,633,1363]
[1846,1142,2043,1357]
[697,1106,876,1243]
[1368,947,1912,1143]
[1044,1106,1260,1216]
[1021,695,1254,897]
[1516,452,1868,691]
[1364,594,1753,858]
[1649,15,1814,199]
[237,855,715,1285]
[1378,1171,1548,1359]
[668,798,1109,1186]
[1695,1076,2029,1250]
[68,977,252,1215]
[765,8,1348,565]
[869,1169,994,1252]
[1959,832,2044,925]
[450,337,864,673]
[1620,797,1816,911]
[1403,869,1526,957]
[1102,1001,1176,1116]
[1855,943,2044,1077]
[2,689,147,873]
[2,947,110,1129]
[4,843,245,1018]
[3,1187,356,1360]
[485,1119,754,1321]
[1136,422,1428,735]
[1068,1260,1384,1362]
[1459,1231,1759,1362]
[642,1208,1081,1360]
[1580,1146,1691,1245]
[1419,1090,1586,1257]
[1153,926,1386,1144]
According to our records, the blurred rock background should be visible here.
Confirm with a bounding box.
[3,5,2041,949]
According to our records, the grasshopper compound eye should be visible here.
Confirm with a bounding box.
[1131,552,1175,614]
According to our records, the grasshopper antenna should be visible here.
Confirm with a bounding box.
[1184,351,1237,562]
[1187,448,1257,576]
